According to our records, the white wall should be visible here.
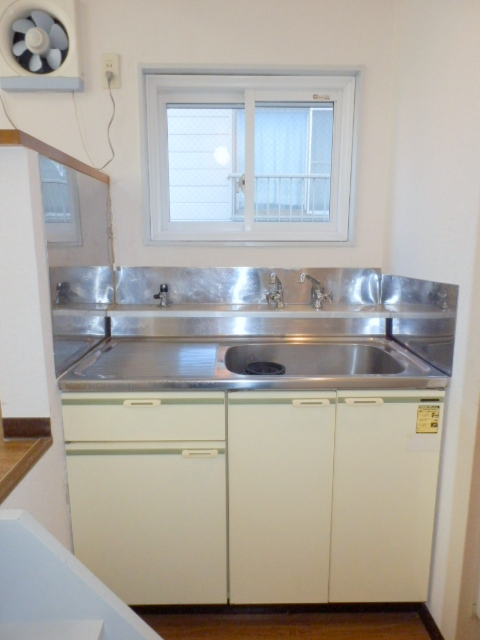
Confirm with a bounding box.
[386,2,480,638]
[0,0,396,268]
[0,148,71,548]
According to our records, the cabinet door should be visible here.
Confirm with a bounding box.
[66,442,227,605]
[228,391,336,604]
[329,390,444,602]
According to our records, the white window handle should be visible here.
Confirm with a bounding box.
[182,449,219,458]
[345,398,384,405]
[123,399,161,408]
[292,399,331,407]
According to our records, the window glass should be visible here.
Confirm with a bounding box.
[252,104,333,223]
[39,156,72,223]
[145,73,356,243]
[167,106,245,222]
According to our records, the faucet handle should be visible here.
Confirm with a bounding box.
[266,291,285,310]
[153,284,172,306]
[311,287,332,310]
[55,281,73,304]
[428,288,448,310]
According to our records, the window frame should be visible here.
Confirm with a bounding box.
[144,71,358,245]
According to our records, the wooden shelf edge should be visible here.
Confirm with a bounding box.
[0,437,53,504]
[3,417,51,439]
[0,129,109,183]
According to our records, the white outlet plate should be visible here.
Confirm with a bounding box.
[101,53,120,89]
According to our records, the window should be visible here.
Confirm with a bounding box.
[145,73,357,244]
[39,155,82,245]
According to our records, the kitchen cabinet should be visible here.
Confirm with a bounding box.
[63,387,444,606]
[228,391,336,604]
[63,392,227,605]
[329,389,444,602]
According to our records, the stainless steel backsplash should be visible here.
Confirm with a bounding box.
[48,266,459,377]
[115,267,382,306]
[382,275,458,376]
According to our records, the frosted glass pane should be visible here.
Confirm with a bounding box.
[253,105,333,223]
[167,107,244,222]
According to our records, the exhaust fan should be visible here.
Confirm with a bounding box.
[0,0,82,91]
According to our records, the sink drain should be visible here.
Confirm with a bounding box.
[244,361,286,375]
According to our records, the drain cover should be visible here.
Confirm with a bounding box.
[244,361,286,375]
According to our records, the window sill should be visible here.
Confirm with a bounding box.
[147,237,354,247]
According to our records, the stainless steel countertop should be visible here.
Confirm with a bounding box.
[53,336,106,379]
[106,302,455,320]
[58,336,449,392]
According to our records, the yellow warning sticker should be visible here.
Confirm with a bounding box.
[416,405,440,434]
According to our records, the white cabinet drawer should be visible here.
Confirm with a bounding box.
[66,441,227,604]
[62,392,225,441]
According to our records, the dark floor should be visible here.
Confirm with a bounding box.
[139,610,432,639]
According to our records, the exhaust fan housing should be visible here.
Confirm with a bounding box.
[0,0,82,91]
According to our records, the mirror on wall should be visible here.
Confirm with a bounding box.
[39,155,113,268]
[38,154,114,377]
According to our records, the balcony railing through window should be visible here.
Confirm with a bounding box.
[228,173,331,223]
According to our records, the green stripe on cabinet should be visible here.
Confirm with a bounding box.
[67,448,226,456]
[62,398,224,406]
[228,398,333,405]
[337,397,444,404]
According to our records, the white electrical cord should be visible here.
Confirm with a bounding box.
[106,187,116,268]
[72,71,116,171]
[71,90,96,167]
[0,90,18,129]
[99,71,116,268]
[97,71,116,171]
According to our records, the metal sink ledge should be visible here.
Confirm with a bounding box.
[58,337,448,392]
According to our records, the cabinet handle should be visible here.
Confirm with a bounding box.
[123,399,161,408]
[182,449,219,458]
[292,399,331,407]
[345,398,384,405]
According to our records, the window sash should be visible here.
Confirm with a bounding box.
[145,74,356,243]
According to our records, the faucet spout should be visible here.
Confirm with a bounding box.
[266,272,285,310]
[299,272,332,310]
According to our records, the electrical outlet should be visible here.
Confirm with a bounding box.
[101,53,120,89]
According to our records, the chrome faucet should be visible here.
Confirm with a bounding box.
[55,281,74,304]
[266,272,285,310]
[153,284,172,307]
[428,286,449,310]
[299,272,332,310]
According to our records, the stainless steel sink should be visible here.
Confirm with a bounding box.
[224,342,406,376]
[58,336,448,391]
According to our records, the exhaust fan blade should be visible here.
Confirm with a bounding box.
[46,48,62,70]
[12,40,28,56]
[49,23,68,50]
[31,10,54,32]
[12,18,34,34]
[29,53,42,72]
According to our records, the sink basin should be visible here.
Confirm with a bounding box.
[224,343,406,376]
